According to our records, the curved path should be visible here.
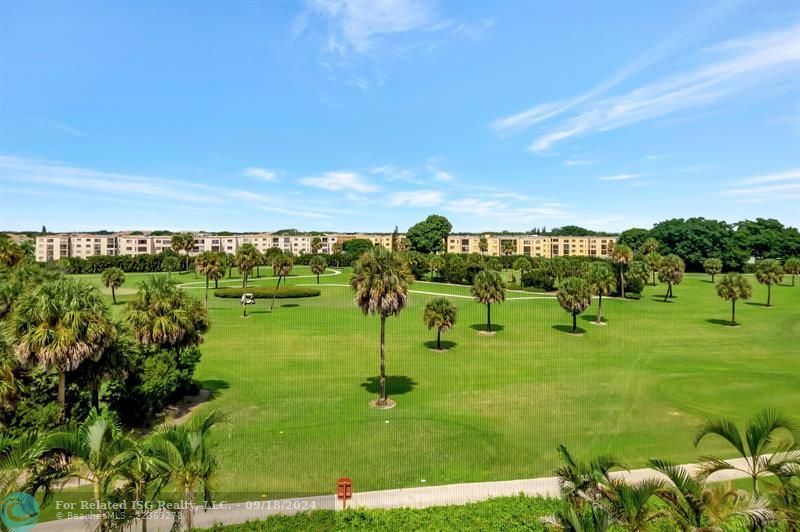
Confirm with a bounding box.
[37,456,762,531]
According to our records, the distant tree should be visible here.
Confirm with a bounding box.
[311,236,322,254]
[170,233,186,266]
[644,252,662,286]
[609,244,634,298]
[406,214,452,254]
[100,267,125,304]
[309,255,327,284]
[650,217,748,271]
[271,255,294,310]
[41,225,47,234]
[427,255,444,280]
[783,257,800,287]
[195,252,224,308]
[471,270,506,333]
[342,238,373,257]
[587,263,615,324]
[478,236,489,255]
[628,261,649,294]
[423,298,457,351]
[391,226,400,251]
[618,228,650,252]
[736,218,800,260]
[640,237,659,255]
[162,255,180,279]
[235,244,259,288]
[716,273,752,326]
[659,254,685,302]
[207,253,225,289]
[397,239,410,252]
[501,240,515,257]
[513,257,533,275]
[549,225,597,236]
[0,239,25,269]
[755,259,784,307]
[557,277,592,334]
[703,258,723,282]
[350,247,413,407]
[486,257,502,271]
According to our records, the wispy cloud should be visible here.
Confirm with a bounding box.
[598,173,642,182]
[564,159,593,167]
[723,167,800,202]
[426,158,455,182]
[54,122,88,137]
[243,167,278,182]
[299,170,379,193]
[734,168,800,185]
[390,190,443,207]
[370,165,418,183]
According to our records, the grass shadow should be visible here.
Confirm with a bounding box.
[248,310,272,315]
[423,340,458,350]
[201,379,231,395]
[706,319,736,327]
[361,375,418,396]
[744,301,770,307]
[281,303,300,308]
[552,324,586,335]
[653,296,675,303]
[580,315,606,323]
[469,323,505,332]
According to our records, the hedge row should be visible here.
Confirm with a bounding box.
[214,287,321,299]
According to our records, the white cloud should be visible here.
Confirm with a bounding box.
[425,159,455,182]
[55,123,88,137]
[722,168,800,203]
[389,190,443,207]
[370,165,418,183]
[598,173,642,181]
[243,167,278,182]
[734,168,800,185]
[299,171,379,193]
[564,159,592,167]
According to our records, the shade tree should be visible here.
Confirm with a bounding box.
[557,277,592,334]
[471,270,506,333]
[423,297,457,351]
[658,254,685,302]
[755,259,783,307]
[716,273,752,326]
[703,258,723,282]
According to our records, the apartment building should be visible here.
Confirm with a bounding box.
[68,235,117,259]
[35,235,71,262]
[446,234,617,258]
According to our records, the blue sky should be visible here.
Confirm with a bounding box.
[1,0,798,233]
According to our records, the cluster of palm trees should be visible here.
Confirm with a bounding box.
[1,408,227,531]
[169,234,196,272]
[545,409,800,531]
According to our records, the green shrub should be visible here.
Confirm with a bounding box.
[214,287,321,299]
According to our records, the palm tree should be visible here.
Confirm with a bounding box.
[101,267,126,305]
[0,239,24,268]
[703,258,723,282]
[47,409,137,515]
[10,278,116,418]
[207,253,225,289]
[195,252,223,309]
[148,411,228,531]
[609,244,633,298]
[587,263,615,325]
[541,501,610,532]
[113,438,169,532]
[423,297,457,350]
[181,234,196,272]
[640,237,659,256]
[649,458,774,531]
[555,444,622,508]
[644,252,662,286]
[162,255,180,279]
[658,254,685,302]
[471,270,506,333]
[1,432,46,499]
[513,257,533,275]
[75,330,132,409]
[784,257,800,287]
[311,236,322,254]
[478,236,488,255]
[350,247,413,407]
[124,277,208,353]
[234,244,259,288]
[427,255,445,281]
[766,464,800,530]
[309,256,327,284]
[558,277,592,334]
[170,234,186,271]
[694,409,800,496]
[755,259,784,307]
[271,255,294,310]
[716,273,752,326]
[600,477,667,532]
[501,240,515,257]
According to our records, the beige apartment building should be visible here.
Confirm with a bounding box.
[447,234,617,258]
[35,235,71,262]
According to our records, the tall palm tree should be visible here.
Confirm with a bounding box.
[181,234,196,272]
[427,255,445,281]
[703,258,723,282]
[609,244,633,298]
[207,253,225,289]
[658,254,685,302]
[644,252,662,286]
[587,263,616,325]
[694,409,800,496]
[471,270,505,333]
[148,411,228,531]
[784,257,800,287]
[47,409,137,515]
[170,234,186,271]
[234,244,259,288]
[309,256,327,284]
[423,297,457,350]
[162,255,180,279]
[501,240,515,257]
[124,277,208,353]
[350,247,413,407]
[195,252,223,309]
[478,236,488,255]
[271,255,294,310]
[558,277,592,334]
[112,439,169,532]
[755,259,784,307]
[10,278,116,418]
[649,458,774,531]
[716,273,752,326]
[311,236,322,254]
[101,267,126,304]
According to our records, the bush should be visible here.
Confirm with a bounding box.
[521,269,556,291]
[214,287,321,299]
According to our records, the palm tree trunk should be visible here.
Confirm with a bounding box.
[620,269,625,299]
[58,370,66,419]
[767,284,772,306]
[596,294,603,324]
[664,283,670,302]
[111,286,117,304]
[711,273,716,282]
[205,276,209,309]
[271,276,282,310]
[486,303,492,332]
[317,273,320,284]
[572,312,577,333]
[731,300,736,326]
[256,264,260,278]
[379,315,387,404]
[437,328,441,350]
[652,271,656,286]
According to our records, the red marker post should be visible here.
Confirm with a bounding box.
[336,477,353,510]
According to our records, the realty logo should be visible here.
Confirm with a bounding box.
[1,492,40,532]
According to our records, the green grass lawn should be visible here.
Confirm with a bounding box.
[71,267,800,501]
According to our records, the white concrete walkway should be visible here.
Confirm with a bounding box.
[34,456,757,531]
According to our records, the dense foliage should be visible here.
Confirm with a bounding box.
[214,287,321,298]
[406,214,452,254]
[60,251,194,274]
